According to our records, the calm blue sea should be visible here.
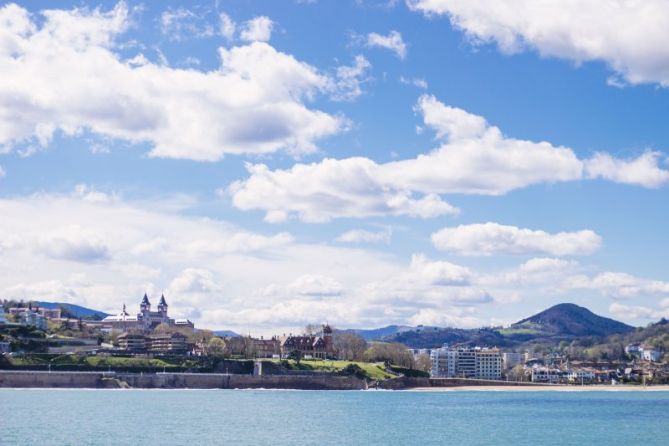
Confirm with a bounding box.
[1,389,668,445]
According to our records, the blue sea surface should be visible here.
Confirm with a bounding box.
[1,389,668,445]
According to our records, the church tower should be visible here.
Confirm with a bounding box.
[158,294,168,318]
[140,293,151,313]
[322,323,333,354]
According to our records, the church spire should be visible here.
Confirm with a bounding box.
[140,293,151,312]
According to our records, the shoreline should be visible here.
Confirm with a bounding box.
[2,371,669,392]
[405,385,669,392]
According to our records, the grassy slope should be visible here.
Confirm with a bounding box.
[273,359,396,380]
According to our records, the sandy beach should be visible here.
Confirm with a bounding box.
[407,385,669,392]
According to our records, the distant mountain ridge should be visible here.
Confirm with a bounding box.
[364,303,636,348]
[213,330,240,338]
[34,301,109,320]
[512,303,634,337]
[339,325,419,341]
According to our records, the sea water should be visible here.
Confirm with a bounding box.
[1,389,668,445]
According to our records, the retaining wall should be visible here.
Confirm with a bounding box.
[0,371,367,390]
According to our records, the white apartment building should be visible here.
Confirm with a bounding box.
[431,346,502,380]
[502,352,523,369]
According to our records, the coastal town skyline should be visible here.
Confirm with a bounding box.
[2,1,669,335]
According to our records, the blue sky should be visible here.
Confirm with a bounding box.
[1,0,669,334]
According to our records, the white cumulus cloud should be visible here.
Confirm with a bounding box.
[37,225,110,262]
[0,3,344,160]
[565,272,669,299]
[336,228,392,244]
[431,222,602,256]
[407,0,669,87]
[240,16,273,42]
[366,30,407,59]
[160,7,214,41]
[585,152,669,188]
[227,159,459,223]
[228,94,668,222]
[219,13,236,40]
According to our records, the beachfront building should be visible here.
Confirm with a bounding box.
[567,370,596,383]
[530,366,565,383]
[430,346,502,380]
[502,352,523,369]
[102,294,194,333]
[116,332,188,354]
[280,324,335,359]
[641,346,663,362]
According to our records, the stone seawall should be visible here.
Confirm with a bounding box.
[0,371,367,390]
[378,377,559,390]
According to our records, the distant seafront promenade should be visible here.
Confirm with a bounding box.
[2,370,668,391]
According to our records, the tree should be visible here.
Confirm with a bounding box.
[333,332,367,361]
[290,349,303,364]
[508,364,526,382]
[414,353,432,373]
[364,342,413,368]
[206,337,226,358]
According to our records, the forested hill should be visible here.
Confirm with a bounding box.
[371,303,636,349]
[511,303,634,337]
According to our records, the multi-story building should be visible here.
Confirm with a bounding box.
[430,346,502,380]
[253,337,281,358]
[117,332,147,353]
[431,348,457,377]
[476,349,503,379]
[116,332,188,354]
[502,352,523,369]
[148,332,188,353]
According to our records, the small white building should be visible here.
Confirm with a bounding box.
[531,366,565,383]
[642,347,663,362]
[567,370,596,383]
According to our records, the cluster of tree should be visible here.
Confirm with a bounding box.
[332,332,367,361]
[363,342,414,368]
[202,335,256,359]
[521,319,669,362]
